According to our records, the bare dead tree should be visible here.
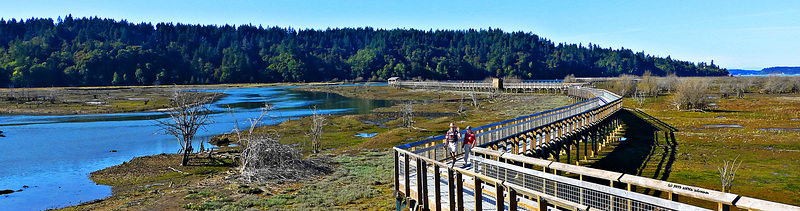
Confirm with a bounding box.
[486,89,501,103]
[718,156,742,193]
[458,93,465,115]
[155,89,216,166]
[631,90,646,108]
[307,106,326,153]
[468,92,479,108]
[402,101,414,131]
[47,89,61,104]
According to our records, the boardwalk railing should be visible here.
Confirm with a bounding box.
[398,89,609,158]
[472,154,708,211]
[470,147,800,211]
[394,146,590,211]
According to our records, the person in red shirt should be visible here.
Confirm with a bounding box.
[462,126,476,166]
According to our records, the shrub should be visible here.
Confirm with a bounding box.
[671,78,711,110]
[761,76,792,94]
[612,74,637,97]
[637,70,659,96]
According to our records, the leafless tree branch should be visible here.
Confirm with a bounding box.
[155,89,216,166]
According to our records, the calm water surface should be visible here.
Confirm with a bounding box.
[0,86,394,210]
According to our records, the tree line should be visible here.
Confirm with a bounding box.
[0,15,728,87]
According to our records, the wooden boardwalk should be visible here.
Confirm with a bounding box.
[392,80,800,211]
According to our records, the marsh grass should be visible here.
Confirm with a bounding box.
[178,151,394,211]
[624,90,800,206]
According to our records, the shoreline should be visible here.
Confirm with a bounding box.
[0,82,342,115]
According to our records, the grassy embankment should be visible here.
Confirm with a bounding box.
[609,84,800,207]
[63,85,571,210]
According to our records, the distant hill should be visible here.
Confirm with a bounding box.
[760,67,800,75]
[727,67,800,75]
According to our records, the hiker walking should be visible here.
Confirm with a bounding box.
[462,126,476,167]
[445,123,461,167]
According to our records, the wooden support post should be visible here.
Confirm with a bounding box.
[434,165,442,211]
[456,172,464,211]
[394,151,399,194]
[404,155,410,202]
[509,188,517,211]
[554,145,560,163]
[495,183,504,211]
[566,139,571,164]
[584,132,589,159]
[575,137,580,165]
[718,203,731,211]
[669,192,679,202]
[514,137,519,154]
[592,131,598,156]
[416,158,424,209]
[448,168,456,211]
[420,160,429,211]
[474,177,482,211]
[627,183,633,210]
[537,195,548,211]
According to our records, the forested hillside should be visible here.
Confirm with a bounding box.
[760,67,800,75]
[0,16,727,87]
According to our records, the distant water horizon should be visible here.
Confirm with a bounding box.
[732,73,800,77]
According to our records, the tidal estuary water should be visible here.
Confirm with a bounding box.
[0,86,394,210]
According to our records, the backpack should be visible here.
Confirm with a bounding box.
[446,129,457,141]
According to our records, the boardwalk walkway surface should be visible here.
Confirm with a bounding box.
[391,79,800,211]
[402,157,538,211]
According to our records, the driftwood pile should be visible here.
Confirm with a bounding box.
[238,136,332,183]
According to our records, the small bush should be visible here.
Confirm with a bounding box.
[182,201,224,211]
[264,194,294,207]
[237,186,263,194]
[612,74,638,97]
[671,78,711,110]
[184,189,220,200]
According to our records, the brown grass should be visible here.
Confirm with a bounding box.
[626,92,800,206]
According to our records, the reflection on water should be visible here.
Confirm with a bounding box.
[354,133,379,138]
[702,124,743,128]
[0,86,394,210]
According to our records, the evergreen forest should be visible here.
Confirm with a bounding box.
[0,16,728,87]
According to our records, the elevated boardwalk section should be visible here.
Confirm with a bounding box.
[392,80,799,211]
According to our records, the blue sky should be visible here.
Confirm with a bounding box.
[2,0,799,69]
